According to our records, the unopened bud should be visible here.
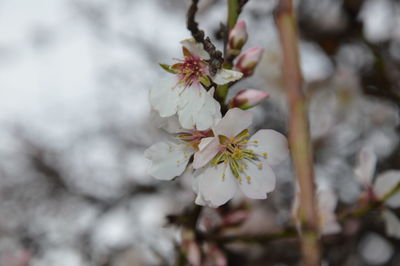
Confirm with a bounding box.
[228,21,248,56]
[229,89,269,109]
[234,46,264,77]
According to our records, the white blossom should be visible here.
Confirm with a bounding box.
[150,39,243,130]
[191,108,289,207]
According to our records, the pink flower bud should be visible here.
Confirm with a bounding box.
[229,89,269,109]
[228,20,248,55]
[234,46,264,77]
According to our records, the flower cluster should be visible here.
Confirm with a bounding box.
[145,21,289,207]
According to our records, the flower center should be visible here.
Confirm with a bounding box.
[178,56,207,86]
[210,129,263,181]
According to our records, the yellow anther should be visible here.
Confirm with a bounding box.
[231,148,244,160]
[257,163,263,169]
[253,140,259,144]
[246,176,251,183]
[263,152,268,158]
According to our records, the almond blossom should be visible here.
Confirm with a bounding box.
[150,39,243,131]
[191,108,289,207]
[354,147,400,238]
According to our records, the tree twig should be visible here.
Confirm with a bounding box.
[274,1,321,266]
[187,0,224,76]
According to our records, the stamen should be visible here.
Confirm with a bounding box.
[246,176,252,183]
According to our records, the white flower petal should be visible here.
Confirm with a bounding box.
[144,142,194,180]
[249,129,289,166]
[195,193,207,206]
[382,209,400,239]
[213,69,243,85]
[373,171,400,208]
[178,86,221,130]
[238,161,276,199]
[191,169,207,206]
[354,147,377,186]
[198,164,237,207]
[180,38,210,60]
[150,77,184,117]
[213,108,253,138]
[177,85,206,129]
[150,111,184,133]
[192,88,221,130]
[193,137,220,169]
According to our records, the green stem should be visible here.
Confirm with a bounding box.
[227,0,240,30]
[207,228,297,244]
[216,0,240,106]
[215,84,229,106]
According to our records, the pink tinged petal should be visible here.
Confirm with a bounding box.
[193,88,222,130]
[373,171,400,208]
[180,38,210,60]
[234,46,264,77]
[186,241,201,266]
[198,164,237,207]
[193,137,220,169]
[228,20,248,51]
[230,89,269,109]
[382,209,400,239]
[354,147,377,186]
[144,142,194,180]
[249,129,289,166]
[238,161,276,199]
[212,69,243,85]
[213,108,253,138]
[150,77,184,117]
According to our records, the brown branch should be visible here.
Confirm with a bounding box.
[187,0,224,76]
[274,1,321,266]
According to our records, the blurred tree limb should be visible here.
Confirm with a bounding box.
[274,1,321,266]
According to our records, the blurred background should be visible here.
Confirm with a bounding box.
[0,0,399,265]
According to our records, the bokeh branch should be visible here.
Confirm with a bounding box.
[274,1,321,266]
